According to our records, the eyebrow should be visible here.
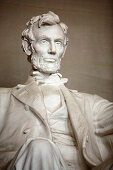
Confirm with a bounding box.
[55,38,64,42]
[37,35,49,40]
[38,35,64,40]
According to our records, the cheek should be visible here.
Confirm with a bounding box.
[33,44,47,54]
[57,47,64,57]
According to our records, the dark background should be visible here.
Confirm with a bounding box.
[0,0,113,101]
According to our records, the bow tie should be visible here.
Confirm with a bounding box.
[30,70,68,86]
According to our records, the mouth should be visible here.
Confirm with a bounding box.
[44,58,56,63]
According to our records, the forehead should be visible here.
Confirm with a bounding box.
[32,24,65,40]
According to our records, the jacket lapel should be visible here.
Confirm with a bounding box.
[12,82,47,123]
[60,85,88,146]
[60,85,102,166]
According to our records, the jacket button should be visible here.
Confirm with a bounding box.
[23,128,30,134]
[24,104,29,111]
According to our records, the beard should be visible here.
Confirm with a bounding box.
[31,54,61,74]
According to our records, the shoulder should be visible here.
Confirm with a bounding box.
[0,87,15,116]
[69,89,95,103]
[70,89,93,98]
[0,87,11,94]
[0,87,12,100]
[69,89,113,111]
[0,88,13,130]
[0,87,12,110]
[70,89,112,102]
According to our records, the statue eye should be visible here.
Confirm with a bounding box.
[55,41,63,47]
[56,41,62,45]
[40,39,49,45]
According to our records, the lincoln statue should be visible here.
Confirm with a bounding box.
[0,11,113,170]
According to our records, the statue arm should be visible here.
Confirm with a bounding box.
[92,157,113,170]
[91,95,113,169]
[93,95,113,136]
[81,93,113,168]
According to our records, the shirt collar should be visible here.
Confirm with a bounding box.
[25,70,68,86]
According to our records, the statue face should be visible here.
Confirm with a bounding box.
[31,24,66,74]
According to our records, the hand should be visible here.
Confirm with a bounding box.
[94,105,113,136]
[92,157,113,170]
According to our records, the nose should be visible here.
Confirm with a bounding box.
[48,42,56,55]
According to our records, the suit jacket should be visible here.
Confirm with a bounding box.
[0,80,113,169]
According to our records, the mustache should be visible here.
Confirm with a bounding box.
[31,55,61,73]
[39,56,61,62]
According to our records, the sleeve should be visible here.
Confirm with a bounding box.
[93,95,113,136]
[92,157,113,170]
[82,94,113,168]
[91,95,113,169]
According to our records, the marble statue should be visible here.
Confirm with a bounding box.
[0,11,113,170]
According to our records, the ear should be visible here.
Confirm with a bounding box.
[22,39,32,56]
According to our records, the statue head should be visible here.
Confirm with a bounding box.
[22,11,68,74]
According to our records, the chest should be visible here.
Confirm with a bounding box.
[40,85,62,113]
